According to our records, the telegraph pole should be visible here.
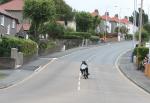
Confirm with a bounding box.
[139,0,144,46]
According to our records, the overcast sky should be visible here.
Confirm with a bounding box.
[64,0,150,18]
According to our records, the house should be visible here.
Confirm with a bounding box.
[91,10,137,35]
[0,0,25,23]
[56,20,76,31]
[0,8,18,36]
[0,0,31,35]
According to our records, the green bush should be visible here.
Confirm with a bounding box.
[61,35,82,39]
[42,22,65,39]
[135,29,150,43]
[0,37,38,57]
[90,36,100,42]
[64,32,91,39]
[133,47,149,62]
[39,40,56,51]
[125,34,133,40]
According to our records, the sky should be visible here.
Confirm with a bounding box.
[64,0,150,18]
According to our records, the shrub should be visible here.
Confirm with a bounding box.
[0,37,38,57]
[135,29,150,43]
[39,40,56,51]
[42,22,65,39]
[125,34,133,40]
[90,36,100,42]
[64,32,91,39]
[61,35,82,39]
[133,47,149,62]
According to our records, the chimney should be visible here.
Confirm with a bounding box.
[105,12,109,16]
[124,16,128,19]
[94,9,99,16]
[115,14,118,18]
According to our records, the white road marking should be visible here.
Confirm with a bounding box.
[2,58,57,90]
[78,72,81,91]
[115,49,150,96]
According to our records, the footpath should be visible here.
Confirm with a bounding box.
[118,51,150,93]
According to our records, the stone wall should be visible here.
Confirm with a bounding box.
[0,57,15,69]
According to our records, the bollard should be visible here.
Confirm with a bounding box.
[18,52,23,66]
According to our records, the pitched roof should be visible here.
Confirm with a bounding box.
[101,15,112,21]
[0,0,24,11]
[110,17,120,22]
[91,12,99,17]
[120,18,129,24]
[0,8,18,21]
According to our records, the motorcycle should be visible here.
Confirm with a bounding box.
[81,69,88,79]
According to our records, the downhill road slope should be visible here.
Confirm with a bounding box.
[0,42,150,103]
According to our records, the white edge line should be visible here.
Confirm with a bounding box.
[115,49,150,96]
[2,58,56,90]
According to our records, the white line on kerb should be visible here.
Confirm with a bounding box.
[115,49,150,96]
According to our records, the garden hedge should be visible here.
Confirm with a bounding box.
[0,37,38,57]
[64,32,91,39]
[133,47,149,62]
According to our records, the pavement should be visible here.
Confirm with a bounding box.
[118,50,150,94]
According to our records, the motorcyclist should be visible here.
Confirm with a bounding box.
[80,61,89,76]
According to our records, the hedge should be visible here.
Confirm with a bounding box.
[0,37,38,57]
[125,34,133,40]
[64,32,91,39]
[133,47,149,62]
[90,36,100,42]
[39,40,56,51]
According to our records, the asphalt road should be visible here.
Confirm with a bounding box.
[0,42,150,103]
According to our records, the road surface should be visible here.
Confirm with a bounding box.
[0,42,150,103]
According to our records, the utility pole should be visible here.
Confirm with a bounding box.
[139,0,143,47]
[133,0,137,47]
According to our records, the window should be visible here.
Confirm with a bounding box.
[12,19,15,28]
[6,25,10,35]
[1,15,4,26]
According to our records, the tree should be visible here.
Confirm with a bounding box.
[135,29,149,43]
[53,0,74,22]
[92,15,101,31]
[0,0,10,4]
[75,11,93,32]
[143,23,150,33]
[23,0,56,41]
[120,26,129,34]
[129,8,148,27]
[42,22,65,39]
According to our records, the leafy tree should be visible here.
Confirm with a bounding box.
[42,22,65,39]
[23,0,56,41]
[135,29,149,43]
[75,11,93,32]
[143,23,150,33]
[0,0,10,4]
[53,0,74,22]
[129,8,148,27]
[120,26,129,34]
